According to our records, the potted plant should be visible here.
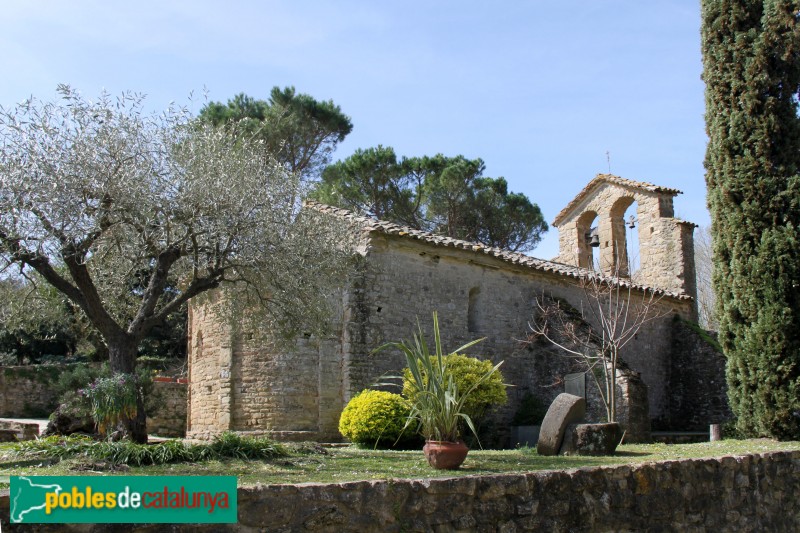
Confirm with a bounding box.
[510,392,547,448]
[378,312,504,469]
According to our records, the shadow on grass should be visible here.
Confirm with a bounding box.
[0,457,60,468]
[612,451,651,457]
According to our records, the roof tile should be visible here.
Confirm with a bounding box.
[552,174,683,226]
[304,200,691,300]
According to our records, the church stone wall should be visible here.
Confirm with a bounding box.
[187,232,692,444]
[346,235,692,443]
[186,294,231,436]
[187,174,707,444]
[187,294,348,441]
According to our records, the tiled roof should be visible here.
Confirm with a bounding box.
[304,200,691,300]
[552,174,683,227]
[675,219,699,227]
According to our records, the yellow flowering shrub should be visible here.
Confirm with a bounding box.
[338,390,411,446]
[402,353,507,421]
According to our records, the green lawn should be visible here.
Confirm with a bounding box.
[1,439,798,488]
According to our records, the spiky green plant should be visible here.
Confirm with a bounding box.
[378,312,504,444]
[79,373,139,436]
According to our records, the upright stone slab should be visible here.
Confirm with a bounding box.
[537,393,586,456]
[564,372,586,398]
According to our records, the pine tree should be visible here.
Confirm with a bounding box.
[702,0,800,439]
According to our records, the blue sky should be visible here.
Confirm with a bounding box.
[0,1,707,260]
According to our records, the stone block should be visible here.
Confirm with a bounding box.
[564,372,586,398]
[537,393,586,456]
[560,422,622,456]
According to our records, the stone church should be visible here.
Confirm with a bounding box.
[186,174,729,444]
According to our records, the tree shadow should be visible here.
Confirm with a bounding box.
[613,450,650,457]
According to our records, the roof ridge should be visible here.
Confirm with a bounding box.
[552,174,683,226]
[303,200,691,300]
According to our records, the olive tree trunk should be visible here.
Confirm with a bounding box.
[107,336,148,444]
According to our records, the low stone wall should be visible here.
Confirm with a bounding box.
[146,380,187,438]
[233,451,799,531]
[0,364,187,437]
[0,365,68,418]
[0,419,40,440]
[2,450,797,531]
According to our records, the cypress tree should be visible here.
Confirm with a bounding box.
[702,0,800,439]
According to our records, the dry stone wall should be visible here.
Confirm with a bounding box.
[4,450,797,531]
[1,364,188,438]
[0,365,73,418]
[238,450,800,532]
[146,381,187,437]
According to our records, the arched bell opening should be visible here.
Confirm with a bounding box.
[606,196,636,277]
[576,210,599,269]
[622,200,641,279]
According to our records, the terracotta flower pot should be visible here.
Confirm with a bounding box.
[423,440,469,469]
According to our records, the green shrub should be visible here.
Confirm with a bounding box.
[56,364,104,397]
[402,353,507,422]
[338,390,412,447]
[135,356,173,372]
[49,364,106,427]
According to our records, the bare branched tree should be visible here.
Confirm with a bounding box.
[694,225,717,331]
[527,270,668,423]
[0,86,354,442]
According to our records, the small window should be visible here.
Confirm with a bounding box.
[468,287,481,333]
[193,332,204,362]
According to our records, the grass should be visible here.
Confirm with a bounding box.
[1,438,798,489]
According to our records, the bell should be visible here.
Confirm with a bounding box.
[589,234,600,247]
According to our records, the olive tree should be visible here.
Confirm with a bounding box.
[0,86,353,442]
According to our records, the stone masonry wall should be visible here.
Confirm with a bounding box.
[187,232,693,444]
[187,294,231,435]
[661,317,732,431]
[1,364,189,437]
[187,293,347,442]
[0,365,73,418]
[4,450,797,531]
[233,450,800,532]
[228,334,345,442]
[348,235,691,445]
[146,381,187,437]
